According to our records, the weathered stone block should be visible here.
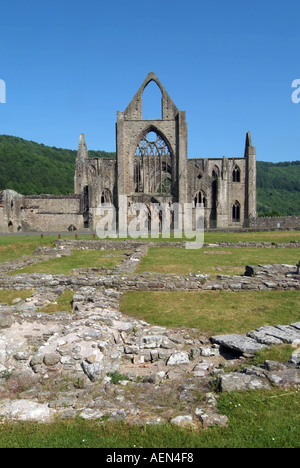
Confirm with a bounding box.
[210,334,266,355]
[218,372,272,392]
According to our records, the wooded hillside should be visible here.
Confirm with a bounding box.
[0,135,299,216]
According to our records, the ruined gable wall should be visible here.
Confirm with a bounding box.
[84,158,117,208]
[119,119,177,195]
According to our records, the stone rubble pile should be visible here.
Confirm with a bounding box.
[0,240,299,425]
[55,239,300,250]
[0,285,299,425]
[0,265,298,292]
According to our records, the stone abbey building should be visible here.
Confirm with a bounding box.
[0,73,257,233]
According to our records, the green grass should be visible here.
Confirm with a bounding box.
[0,387,298,448]
[137,246,300,276]
[0,230,299,265]
[100,230,300,244]
[38,290,74,314]
[0,236,55,263]
[8,249,127,275]
[0,288,73,314]
[120,290,300,335]
[0,234,100,264]
[0,289,35,305]
[203,229,300,244]
[248,344,295,366]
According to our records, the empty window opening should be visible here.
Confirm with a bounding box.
[100,189,112,205]
[134,130,172,194]
[194,191,207,207]
[83,186,89,229]
[212,169,219,180]
[147,130,157,142]
[232,165,241,182]
[232,200,241,222]
[211,175,218,221]
[84,186,89,212]
[142,81,162,119]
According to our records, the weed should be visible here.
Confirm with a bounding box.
[73,378,85,389]
[107,371,129,384]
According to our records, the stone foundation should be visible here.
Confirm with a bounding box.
[0,240,299,424]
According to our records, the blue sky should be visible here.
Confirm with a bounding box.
[1,0,300,162]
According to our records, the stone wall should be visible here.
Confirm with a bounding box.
[23,195,82,213]
[0,191,84,233]
[22,194,84,232]
[54,239,300,251]
[251,216,300,230]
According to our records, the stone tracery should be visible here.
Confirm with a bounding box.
[134,130,172,194]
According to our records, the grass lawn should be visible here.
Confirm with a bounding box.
[137,246,300,276]
[7,249,127,275]
[0,234,98,264]
[101,230,300,244]
[0,387,298,448]
[0,236,56,263]
[0,289,34,305]
[120,290,300,335]
[203,230,300,244]
[0,230,299,265]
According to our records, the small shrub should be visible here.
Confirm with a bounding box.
[107,371,129,384]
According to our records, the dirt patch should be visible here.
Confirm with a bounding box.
[204,250,232,255]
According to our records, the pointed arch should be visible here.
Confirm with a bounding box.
[232,164,241,182]
[140,73,165,95]
[232,200,241,222]
[212,165,220,180]
[193,190,207,208]
[123,73,179,120]
[100,188,112,205]
[142,79,163,119]
[134,127,174,194]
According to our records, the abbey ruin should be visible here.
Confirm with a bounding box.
[0,72,257,234]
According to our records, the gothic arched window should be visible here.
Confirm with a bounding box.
[134,130,172,194]
[232,165,241,182]
[232,200,241,222]
[100,188,112,205]
[194,190,207,207]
